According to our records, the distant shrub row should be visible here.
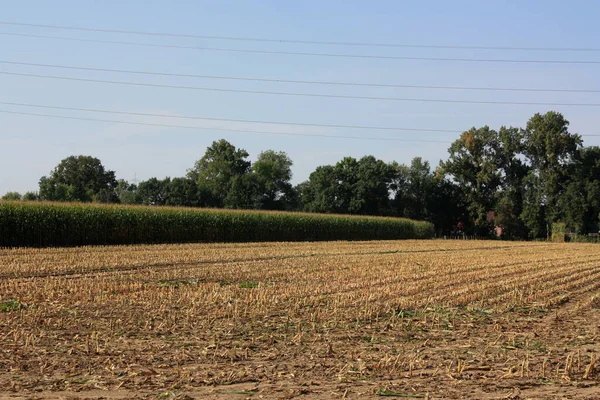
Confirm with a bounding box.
[0,201,434,247]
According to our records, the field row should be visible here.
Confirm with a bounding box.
[0,201,433,247]
[1,240,600,398]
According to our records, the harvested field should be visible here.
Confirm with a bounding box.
[1,240,600,399]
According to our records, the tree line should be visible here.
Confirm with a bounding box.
[3,111,599,239]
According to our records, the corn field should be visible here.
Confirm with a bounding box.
[1,240,599,398]
[0,201,434,247]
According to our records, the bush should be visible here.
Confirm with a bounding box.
[551,222,566,243]
[565,233,600,243]
[0,201,434,247]
[1,192,21,201]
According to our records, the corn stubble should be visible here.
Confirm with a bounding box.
[1,240,599,397]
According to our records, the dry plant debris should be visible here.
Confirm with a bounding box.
[1,240,600,399]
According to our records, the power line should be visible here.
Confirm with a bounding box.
[1,20,598,52]
[4,71,600,107]
[0,101,463,133]
[0,110,453,143]
[2,32,600,65]
[2,60,599,93]
[2,101,598,137]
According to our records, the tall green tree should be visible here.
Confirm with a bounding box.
[390,159,465,235]
[441,127,502,235]
[39,155,117,202]
[187,140,251,208]
[300,156,393,215]
[299,165,337,213]
[136,177,171,206]
[1,192,21,201]
[559,146,600,234]
[22,192,39,201]
[521,112,582,238]
[166,177,198,207]
[333,157,360,214]
[115,180,138,205]
[388,161,410,212]
[520,173,547,239]
[427,172,466,236]
[494,127,529,239]
[350,156,394,215]
[224,173,260,209]
[393,157,434,220]
[252,150,294,210]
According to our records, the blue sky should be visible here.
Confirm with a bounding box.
[1,0,599,194]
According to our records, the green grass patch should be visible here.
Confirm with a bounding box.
[0,299,26,312]
[376,389,424,398]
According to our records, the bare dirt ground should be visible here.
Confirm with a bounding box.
[1,240,599,399]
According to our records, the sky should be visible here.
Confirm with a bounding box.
[1,0,599,194]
